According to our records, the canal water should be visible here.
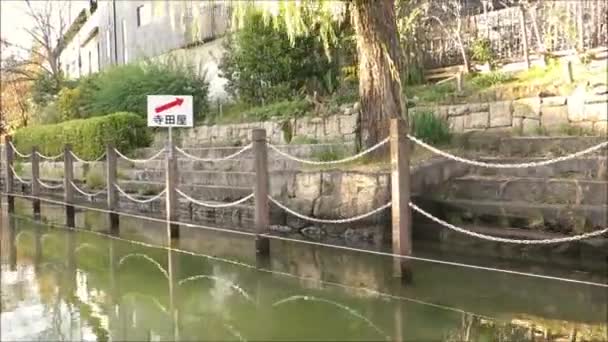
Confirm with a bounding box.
[1,198,607,341]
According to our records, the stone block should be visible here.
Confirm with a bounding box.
[594,121,607,135]
[541,105,569,130]
[522,118,541,134]
[572,121,594,133]
[436,105,449,120]
[286,198,314,229]
[513,97,541,118]
[449,115,465,132]
[541,96,567,107]
[448,104,469,117]
[583,102,608,122]
[292,172,322,199]
[489,100,513,127]
[468,102,489,113]
[465,112,489,129]
[324,116,341,137]
[339,114,358,135]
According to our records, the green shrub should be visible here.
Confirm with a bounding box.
[290,136,320,145]
[409,110,451,145]
[80,62,208,121]
[57,87,83,121]
[34,101,62,125]
[13,112,151,160]
[313,147,344,162]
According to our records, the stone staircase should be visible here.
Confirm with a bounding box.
[415,136,608,258]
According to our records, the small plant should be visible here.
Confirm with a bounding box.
[313,147,344,162]
[470,38,495,67]
[470,71,514,88]
[409,110,451,145]
[290,136,320,145]
[85,169,105,189]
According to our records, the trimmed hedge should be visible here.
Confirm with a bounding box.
[13,112,151,160]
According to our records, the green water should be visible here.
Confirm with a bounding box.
[1,200,607,341]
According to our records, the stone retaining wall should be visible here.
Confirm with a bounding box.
[411,93,607,135]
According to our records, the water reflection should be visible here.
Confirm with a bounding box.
[1,206,607,341]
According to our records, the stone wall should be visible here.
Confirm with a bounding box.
[153,103,360,147]
[412,93,608,135]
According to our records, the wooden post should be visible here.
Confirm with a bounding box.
[519,4,531,70]
[31,147,41,219]
[253,129,270,257]
[106,144,119,233]
[64,144,75,228]
[5,136,15,213]
[390,118,412,283]
[456,70,463,92]
[564,60,574,84]
[166,143,179,239]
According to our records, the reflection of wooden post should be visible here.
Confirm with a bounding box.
[390,118,412,283]
[5,136,15,213]
[253,129,270,257]
[167,245,180,341]
[393,304,403,342]
[564,60,574,83]
[106,144,119,233]
[8,216,17,270]
[166,143,180,239]
[31,147,41,219]
[64,144,75,228]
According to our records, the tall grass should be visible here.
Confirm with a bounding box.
[409,110,451,145]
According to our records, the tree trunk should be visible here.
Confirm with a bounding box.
[455,18,470,73]
[529,4,545,55]
[352,0,405,148]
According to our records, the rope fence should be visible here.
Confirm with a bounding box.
[176,144,252,162]
[4,119,608,283]
[176,189,254,208]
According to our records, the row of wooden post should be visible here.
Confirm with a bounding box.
[3,118,412,280]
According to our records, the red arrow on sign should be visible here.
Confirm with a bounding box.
[155,97,184,113]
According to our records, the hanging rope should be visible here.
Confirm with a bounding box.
[176,144,252,162]
[8,141,31,158]
[35,151,64,161]
[409,202,608,244]
[269,196,391,224]
[70,181,106,198]
[70,151,106,163]
[37,179,64,190]
[176,189,254,208]
[9,166,32,185]
[114,148,166,163]
[114,183,166,203]
[268,137,389,165]
[407,135,608,168]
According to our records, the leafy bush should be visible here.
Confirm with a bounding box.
[13,112,151,160]
[313,147,344,162]
[72,63,208,121]
[409,110,451,145]
[470,71,514,88]
[220,10,337,105]
[85,169,105,189]
[470,38,495,66]
[34,101,62,125]
[57,87,83,121]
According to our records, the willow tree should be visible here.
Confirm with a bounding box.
[233,0,405,148]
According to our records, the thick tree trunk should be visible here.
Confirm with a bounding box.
[352,0,404,148]
[519,5,531,69]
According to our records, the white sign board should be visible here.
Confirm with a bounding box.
[147,95,193,127]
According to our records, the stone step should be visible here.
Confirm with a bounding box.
[452,134,607,157]
[443,176,608,205]
[425,198,607,234]
[470,156,607,180]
